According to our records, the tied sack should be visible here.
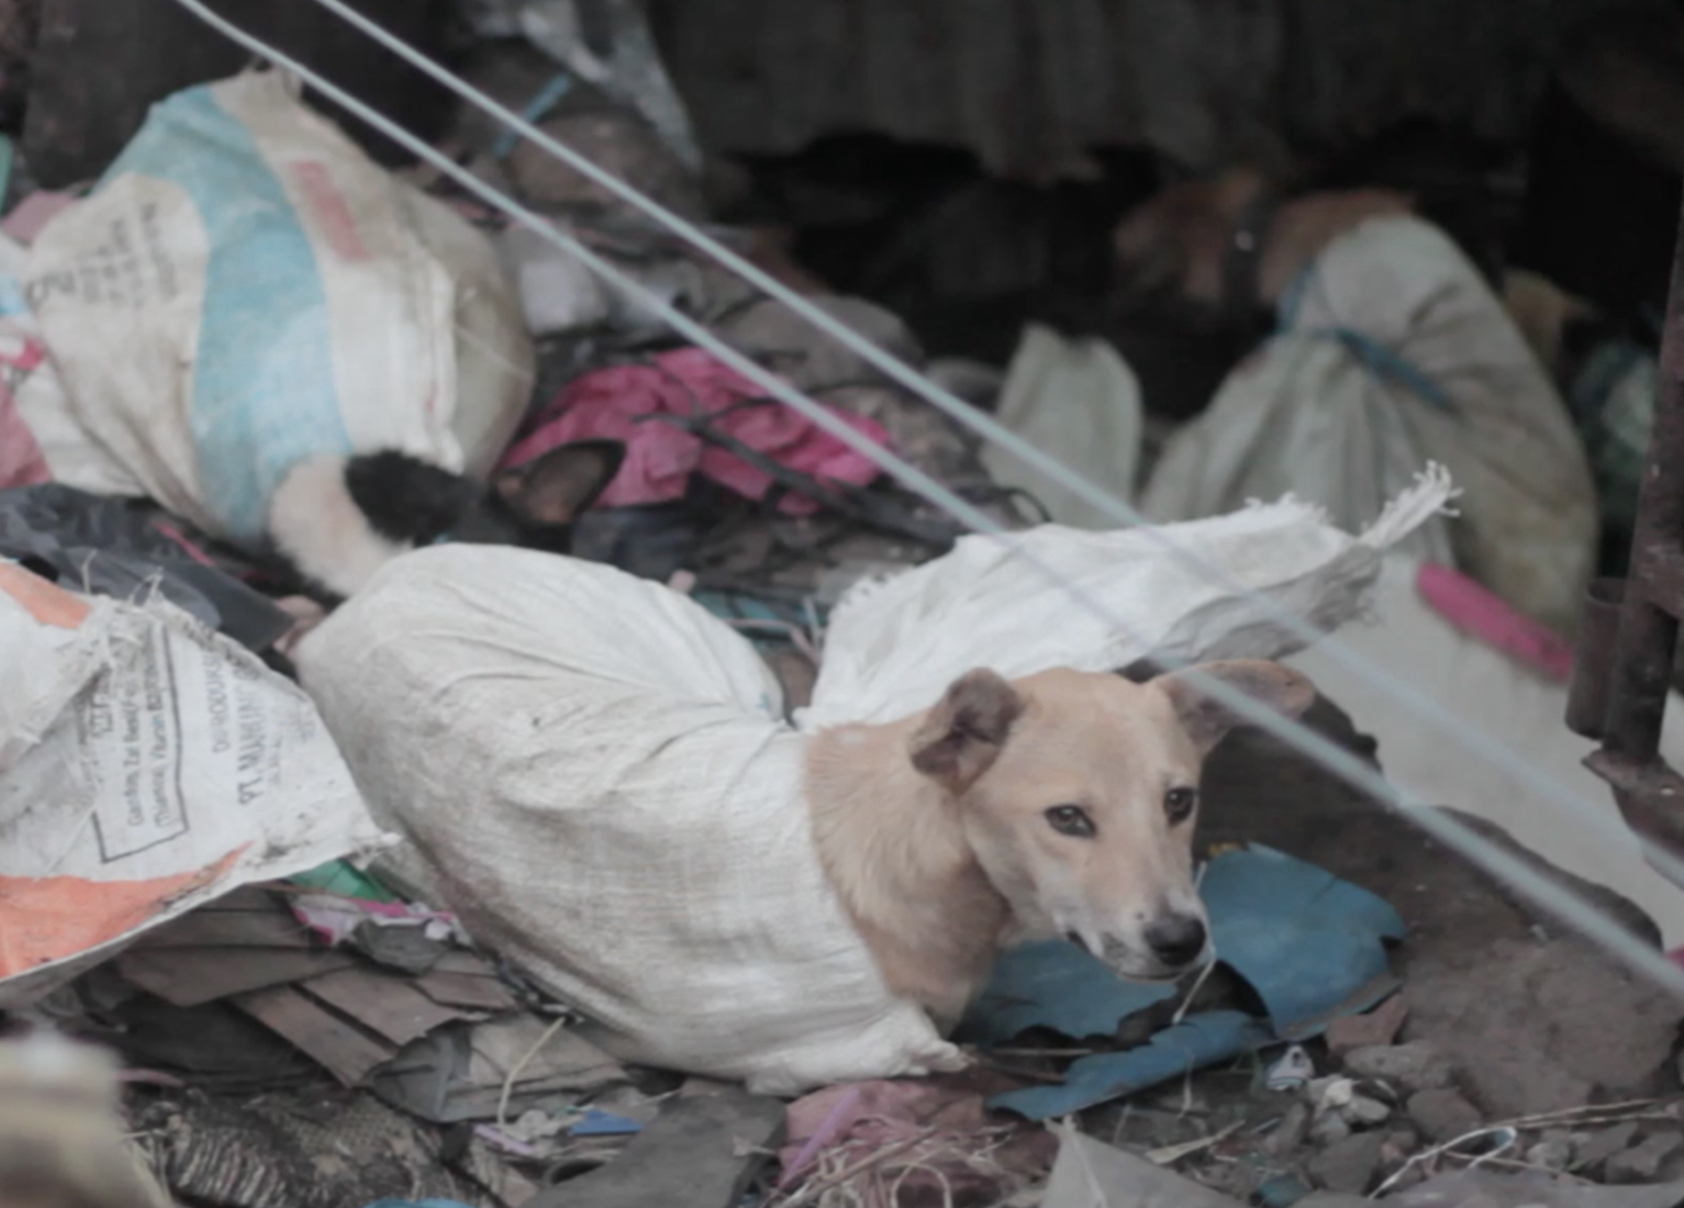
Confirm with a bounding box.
[1141,214,1597,636]
[22,68,533,546]
[299,480,1451,1094]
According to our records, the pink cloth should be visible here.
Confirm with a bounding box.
[775,1077,1054,1205]
[1415,561,1574,681]
[0,340,50,490]
[497,348,889,516]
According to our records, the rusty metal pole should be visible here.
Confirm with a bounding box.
[1576,182,1684,866]
[1602,193,1684,765]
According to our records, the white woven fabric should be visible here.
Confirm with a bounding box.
[1142,215,1596,634]
[300,481,1449,1092]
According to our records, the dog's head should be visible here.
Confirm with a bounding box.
[1111,167,1412,326]
[908,660,1315,980]
[1111,168,1269,323]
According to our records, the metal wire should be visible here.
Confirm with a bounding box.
[295,0,1684,896]
[164,0,1684,1000]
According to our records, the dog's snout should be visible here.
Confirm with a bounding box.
[1143,913,1207,967]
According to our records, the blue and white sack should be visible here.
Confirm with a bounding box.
[22,68,533,544]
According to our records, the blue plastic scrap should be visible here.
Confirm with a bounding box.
[957,941,1177,1047]
[990,1010,1272,1119]
[568,1109,645,1137]
[1201,845,1404,1035]
[960,845,1406,1120]
[1255,1173,1316,1208]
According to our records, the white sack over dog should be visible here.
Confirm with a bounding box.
[299,480,1449,1093]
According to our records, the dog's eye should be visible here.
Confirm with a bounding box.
[1164,787,1198,824]
[1045,805,1096,838]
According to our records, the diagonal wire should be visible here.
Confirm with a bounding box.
[293,0,1684,894]
[165,0,1684,1001]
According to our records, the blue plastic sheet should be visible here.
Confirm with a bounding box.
[569,1109,645,1137]
[1201,845,1404,1034]
[961,846,1406,1120]
[990,1010,1272,1119]
[957,941,1177,1047]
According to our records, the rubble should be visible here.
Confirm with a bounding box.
[1308,1132,1386,1195]
[1527,1131,1575,1172]
[1343,1042,1454,1092]
[0,3,1681,1207]
[1605,1134,1684,1185]
[1576,1123,1643,1174]
[1405,1090,1485,1143]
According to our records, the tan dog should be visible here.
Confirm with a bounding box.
[805,660,1315,1025]
[1500,268,1603,387]
[1113,166,1608,394]
[1111,167,1412,318]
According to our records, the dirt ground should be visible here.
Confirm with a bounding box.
[1201,694,1681,1120]
[108,690,1684,1207]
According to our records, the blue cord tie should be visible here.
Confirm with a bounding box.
[1276,266,1457,415]
[492,72,576,160]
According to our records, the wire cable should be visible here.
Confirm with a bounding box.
[164,0,1684,1001]
[296,0,1684,895]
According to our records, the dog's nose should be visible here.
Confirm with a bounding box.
[1144,913,1207,967]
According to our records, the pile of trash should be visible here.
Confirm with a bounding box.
[0,2,1682,1208]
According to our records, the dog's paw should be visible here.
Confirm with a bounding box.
[274,595,329,661]
[744,1065,806,1097]
[906,1040,970,1077]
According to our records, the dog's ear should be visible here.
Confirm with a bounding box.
[909,669,1025,794]
[1156,660,1316,756]
[493,440,625,529]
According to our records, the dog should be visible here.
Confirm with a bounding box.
[264,439,625,601]
[805,658,1316,1026]
[1111,166,1413,331]
[298,530,1337,1091]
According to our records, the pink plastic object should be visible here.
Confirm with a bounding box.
[0,191,77,245]
[0,341,49,490]
[1415,562,1575,681]
[498,347,889,516]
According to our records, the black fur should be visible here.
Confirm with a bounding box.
[343,451,482,546]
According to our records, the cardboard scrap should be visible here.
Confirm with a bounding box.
[414,951,520,1013]
[116,948,356,1009]
[109,885,517,1090]
[114,889,354,1007]
[1325,994,1410,1056]
[528,1091,786,1208]
[300,967,477,1047]
[233,984,396,1087]
[131,886,317,948]
[370,1016,623,1124]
